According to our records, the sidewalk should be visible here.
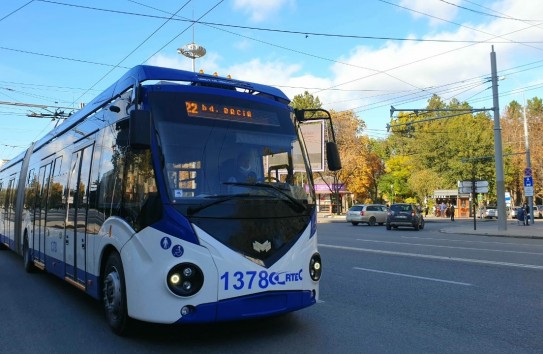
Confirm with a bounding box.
[438,217,543,239]
[317,212,543,239]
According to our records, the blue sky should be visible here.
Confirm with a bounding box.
[1,0,543,161]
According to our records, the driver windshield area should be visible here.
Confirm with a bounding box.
[149,90,315,218]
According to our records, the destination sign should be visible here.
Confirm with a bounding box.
[185,101,279,126]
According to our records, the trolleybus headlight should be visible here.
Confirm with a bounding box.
[167,263,204,297]
[309,253,322,281]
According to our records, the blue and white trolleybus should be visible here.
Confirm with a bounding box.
[0,65,341,334]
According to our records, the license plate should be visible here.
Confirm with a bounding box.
[397,215,406,219]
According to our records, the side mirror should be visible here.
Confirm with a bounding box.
[326,142,342,171]
[129,110,151,149]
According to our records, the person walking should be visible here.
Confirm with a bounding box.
[450,204,455,221]
[440,202,446,218]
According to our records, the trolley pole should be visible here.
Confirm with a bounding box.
[490,46,507,231]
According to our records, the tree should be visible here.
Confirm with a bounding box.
[385,95,495,203]
[290,91,322,110]
[502,100,526,205]
[526,97,543,203]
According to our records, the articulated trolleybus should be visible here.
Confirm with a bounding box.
[0,66,341,334]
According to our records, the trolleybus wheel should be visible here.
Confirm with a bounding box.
[23,234,35,273]
[103,252,131,335]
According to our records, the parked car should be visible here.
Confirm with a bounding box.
[346,204,388,226]
[386,203,424,231]
[485,205,498,219]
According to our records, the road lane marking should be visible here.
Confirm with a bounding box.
[318,244,543,270]
[355,239,543,256]
[401,235,543,248]
[353,267,472,286]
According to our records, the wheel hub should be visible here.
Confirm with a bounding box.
[103,270,122,318]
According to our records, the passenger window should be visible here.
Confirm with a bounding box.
[123,149,160,231]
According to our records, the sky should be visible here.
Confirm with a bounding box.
[1,0,543,161]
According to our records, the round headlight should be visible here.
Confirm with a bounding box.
[309,253,322,281]
[167,263,204,297]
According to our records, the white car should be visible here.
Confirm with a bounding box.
[485,206,498,219]
[346,204,388,226]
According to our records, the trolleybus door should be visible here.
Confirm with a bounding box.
[35,163,52,264]
[65,145,94,286]
[5,177,16,244]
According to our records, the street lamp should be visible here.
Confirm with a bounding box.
[177,42,206,72]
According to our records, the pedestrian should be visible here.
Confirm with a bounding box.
[450,204,455,221]
[440,202,446,218]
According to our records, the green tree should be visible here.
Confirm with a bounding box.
[385,95,496,203]
[290,91,322,110]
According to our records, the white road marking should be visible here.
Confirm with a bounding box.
[355,239,543,256]
[353,267,472,286]
[401,235,543,248]
[318,243,543,270]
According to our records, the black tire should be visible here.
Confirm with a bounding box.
[368,217,376,226]
[351,222,359,226]
[419,219,425,230]
[386,224,391,230]
[378,223,384,226]
[414,223,420,231]
[23,235,35,273]
[103,252,132,336]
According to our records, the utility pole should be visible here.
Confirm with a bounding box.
[522,99,534,224]
[490,46,507,231]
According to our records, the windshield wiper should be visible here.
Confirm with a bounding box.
[186,193,253,216]
[223,182,307,212]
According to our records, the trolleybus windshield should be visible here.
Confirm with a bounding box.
[148,90,315,216]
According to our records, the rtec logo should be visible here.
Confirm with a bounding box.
[271,269,303,285]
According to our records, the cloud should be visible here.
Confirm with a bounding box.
[145,1,543,138]
[232,0,294,22]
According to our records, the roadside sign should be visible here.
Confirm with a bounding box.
[524,176,533,187]
[525,186,534,197]
[458,187,472,194]
[458,181,489,194]
[476,186,489,194]
[524,167,532,177]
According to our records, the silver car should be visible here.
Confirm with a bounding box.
[485,206,498,219]
[346,204,388,226]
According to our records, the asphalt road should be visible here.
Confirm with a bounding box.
[1,219,542,353]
